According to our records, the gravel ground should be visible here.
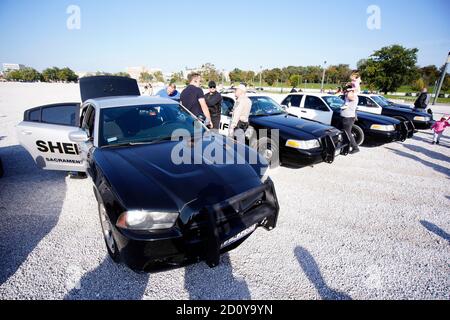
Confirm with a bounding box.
[0,83,449,300]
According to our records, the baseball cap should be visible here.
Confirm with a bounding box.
[208,81,216,88]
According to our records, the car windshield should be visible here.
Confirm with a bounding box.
[322,96,345,111]
[250,96,286,116]
[371,95,391,107]
[99,104,203,147]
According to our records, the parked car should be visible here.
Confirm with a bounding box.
[350,94,434,130]
[219,94,351,167]
[281,93,414,146]
[16,76,280,272]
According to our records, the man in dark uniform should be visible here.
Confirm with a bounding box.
[180,73,212,128]
[204,81,223,131]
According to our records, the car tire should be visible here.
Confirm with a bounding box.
[257,137,280,168]
[352,124,365,146]
[98,202,121,263]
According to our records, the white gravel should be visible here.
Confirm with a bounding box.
[0,83,449,300]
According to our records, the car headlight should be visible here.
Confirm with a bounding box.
[286,139,321,150]
[370,124,395,131]
[116,210,179,231]
[414,116,430,122]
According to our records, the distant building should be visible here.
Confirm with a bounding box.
[3,63,26,72]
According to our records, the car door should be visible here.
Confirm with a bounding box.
[301,95,333,125]
[357,96,382,115]
[219,97,235,135]
[281,94,303,118]
[16,103,87,172]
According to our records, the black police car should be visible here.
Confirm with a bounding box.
[281,93,414,146]
[219,94,351,167]
[354,94,434,130]
[16,76,280,271]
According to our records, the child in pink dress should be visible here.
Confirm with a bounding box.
[431,117,450,145]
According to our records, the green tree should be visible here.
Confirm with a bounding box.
[20,68,42,82]
[288,74,301,87]
[139,71,153,83]
[57,67,78,82]
[170,71,184,84]
[153,71,164,82]
[200,63,221,83]
[358,45,418,94]
[229,68,245,83]
[42,67,60,82]
[113,72,131,78]
[5,69,23,81]
[420,65,440,86]
[411,78,426,92]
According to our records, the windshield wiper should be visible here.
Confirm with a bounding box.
[102,137,173,149]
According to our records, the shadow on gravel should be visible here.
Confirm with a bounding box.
[385,147,450,177]
[402,144,450,163]
[420,220,450,243]
[64,257,150,300]
[184,254,251,300]
[412,135,450,148]
[294,247,352,300]
[0,145,67,286]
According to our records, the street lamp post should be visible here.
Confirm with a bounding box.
[320,60,327,93]
[259,66,263,89]
[433,51,450,105]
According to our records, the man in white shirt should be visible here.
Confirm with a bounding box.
[229,84,252,137]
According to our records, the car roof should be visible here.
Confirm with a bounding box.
[85,95,178,109]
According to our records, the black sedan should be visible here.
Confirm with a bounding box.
[16,76,280,272]
[353,94,434,130]
[219,95,351,167]
[281,93,414,146]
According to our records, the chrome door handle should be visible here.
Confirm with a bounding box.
[300,110,307,113]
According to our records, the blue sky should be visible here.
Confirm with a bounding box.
[0,0,449,73]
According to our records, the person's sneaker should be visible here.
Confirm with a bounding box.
[436,141,440,145]
[350,148,360,154]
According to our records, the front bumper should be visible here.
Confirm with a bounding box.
[413,120,434,130]
[281,132,350,167]
[367,121,415,142]
[113,179,279,271]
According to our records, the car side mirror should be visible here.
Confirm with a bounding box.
[281,104,288,110]
[69,129,89,143]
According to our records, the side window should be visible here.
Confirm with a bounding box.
[358,96,368,106]
[283,95,302,107]
[304,96,329,112]
[41,105,78,126]
[221,98,235,115]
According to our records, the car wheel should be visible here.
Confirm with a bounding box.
[351,124,365,146]
[257,137,280,168]
[98,202,120,263]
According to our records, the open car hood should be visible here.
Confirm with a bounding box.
[79,76,140,102]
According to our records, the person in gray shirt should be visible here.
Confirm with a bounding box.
[340,85,360,154]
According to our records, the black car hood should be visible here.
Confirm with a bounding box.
[250,114,337,139]
[356,111,400,124]
[94,134,265,218]
[389,104,429,116]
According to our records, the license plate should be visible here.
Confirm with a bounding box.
[220,224,257,249]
